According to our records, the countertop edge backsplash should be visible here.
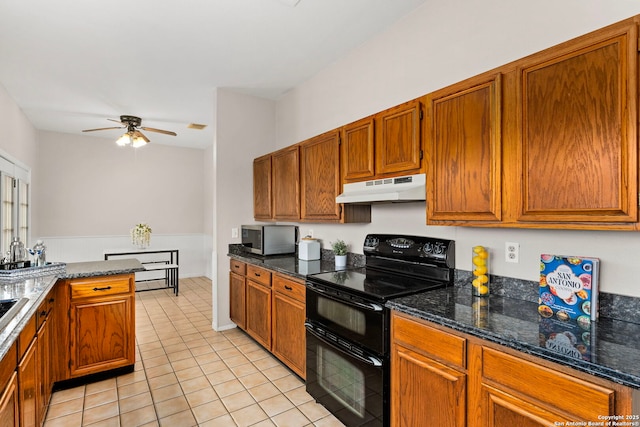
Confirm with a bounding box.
[229,244,640,325]
[454,270,640,325]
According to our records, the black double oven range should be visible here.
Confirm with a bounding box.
[305,234,455,427]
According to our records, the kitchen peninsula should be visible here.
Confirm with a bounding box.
[0,259,143,427]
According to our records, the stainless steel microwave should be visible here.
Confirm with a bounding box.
[241,225,297,255]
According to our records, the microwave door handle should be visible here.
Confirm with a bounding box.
[307,283,384,312]
[305,323,383,368]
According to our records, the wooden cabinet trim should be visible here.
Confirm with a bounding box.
[0,343,17,392]
[17,314,36,362]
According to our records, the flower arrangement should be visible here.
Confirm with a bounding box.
[331,239,348,256]
[131,223,152,248]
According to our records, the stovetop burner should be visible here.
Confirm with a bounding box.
[307,234,455,302]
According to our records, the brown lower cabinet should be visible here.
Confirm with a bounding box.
[0,273,136,427]
[391,311,638,427]
[0,371,18,427]
[229,259,306,379]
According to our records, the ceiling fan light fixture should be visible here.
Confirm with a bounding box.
[132,136,148,148]
[116,132,133,146]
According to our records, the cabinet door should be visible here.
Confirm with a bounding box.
[426,74,502,223]
[18,338,37,427]
[375,99,423,176]
[37,316,50,423]
[342,116,375,182]
[300,130,341,221]
[253,154,273,220]
[229,271,246,330]
[272,145,300,220]
[0,372,18,427]
[69,294,135,378]
[517,21,638,223]
[246,280,272,350]
[272,276,306,379]
[391,345,466,427]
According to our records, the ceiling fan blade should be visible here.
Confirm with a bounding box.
[107,118,124,124]
[135,130,150,142]
[141,126,177,136]
[82,126,124,132]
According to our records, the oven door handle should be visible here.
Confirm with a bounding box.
[305,323,383,368]
[307,283,384,312]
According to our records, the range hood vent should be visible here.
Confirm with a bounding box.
[336,173,426,204]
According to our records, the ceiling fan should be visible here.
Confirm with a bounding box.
[82,115,177,147]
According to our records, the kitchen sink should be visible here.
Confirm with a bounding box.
[0,297,28,332]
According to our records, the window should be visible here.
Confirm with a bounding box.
[0,153,30,256]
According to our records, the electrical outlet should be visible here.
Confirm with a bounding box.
[505,241,519,263]
[231,227,238,238]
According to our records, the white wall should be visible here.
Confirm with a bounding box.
[33,130,208,276]
[273,0,640,298]
[0,83,39,237]
[213,89,276,330]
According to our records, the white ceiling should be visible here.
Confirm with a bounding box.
[0,0,426,149]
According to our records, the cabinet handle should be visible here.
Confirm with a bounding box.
[254,272,261,277]
[40,310,47,317]
[93,286,112,291]
[48,298,55,303]
[284,285,293,291]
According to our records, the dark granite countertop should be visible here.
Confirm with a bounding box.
[0,259,144,363]
[388,286,640,389]
[228,245,362,279]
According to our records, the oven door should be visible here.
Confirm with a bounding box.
[306,322,386,427]
[306,280,387,355]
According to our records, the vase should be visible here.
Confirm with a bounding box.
[335,254,347,268]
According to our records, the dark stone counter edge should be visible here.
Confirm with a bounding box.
[388,300,640,390]
[0,262,144,362]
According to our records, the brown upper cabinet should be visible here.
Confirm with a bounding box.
[272,145,301,221]
[300,129,371,223]
[253,154,272,221]
[342,99,424,184]
[375,99,423,177]
[425,16,640,230]
[342,116,375,182]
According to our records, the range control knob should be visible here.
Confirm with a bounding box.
[364,236,379,249]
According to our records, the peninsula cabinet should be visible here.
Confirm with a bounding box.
[425,16,640,230]
[300,129,371,223]
[253,154,272,221]
[64,274,136,379]
[245,264,272,350]
[271,274,306,379]
[0,370,18,427]
[391,311,637,427]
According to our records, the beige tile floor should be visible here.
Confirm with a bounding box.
[43,277,345,427]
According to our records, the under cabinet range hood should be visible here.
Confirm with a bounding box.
[336,173,426,204]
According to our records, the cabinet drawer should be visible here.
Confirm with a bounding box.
[273,274,305,303]
[482,347,614,419]
[392,312,466,368]
[230,259,246,276]
[70,276,132,300]
[246,265,271,287]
